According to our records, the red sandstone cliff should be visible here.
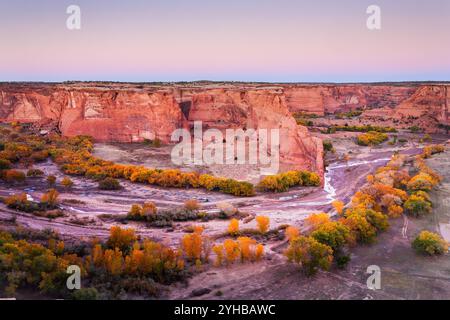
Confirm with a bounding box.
[282,83,449,132]
[0,84,186,143]
[0,83,324,178]
[187,89,324,177]
[1,81,449,178]
[361,85,449,131]
[284,84,419,115]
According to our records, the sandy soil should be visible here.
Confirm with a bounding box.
[425,151,450,242]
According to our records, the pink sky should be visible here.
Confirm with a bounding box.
[0,0,449,82]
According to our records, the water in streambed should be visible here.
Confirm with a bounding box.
[275,157,393,209]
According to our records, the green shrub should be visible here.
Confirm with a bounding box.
[311,221,350,251]
[4,193,39,212]
[27,168,44,177]
[357,131,389,146]
[335,111,363,119]
[3,170,26,183]
[296,118,314,126]
[285,236,333,276]
[409,125,422,133]
[258,170,321,192]
[0,158,11,170]
[144,138,162,148]
[98,177,121,190]
[412,231,448,255]
[404,194,432,217]
[336,254,351,269]
[323,140,334,152]
[71,288,99,300]
[47,175,57,186]
[328,125,396,134]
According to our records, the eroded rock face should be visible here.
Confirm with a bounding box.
[284,84,418,115]
[59,90,186,143]
[1,81,449,179]
[188,89,324,177]
[361,85,449,132]
[0,83,325,178]
[0,84,186,143]
[392,86,449,128]
[283,83,449,132]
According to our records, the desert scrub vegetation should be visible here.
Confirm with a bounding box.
[295,118,314,127]
[322,140,335,154]
[212,238,264,266]
[409,125,422,133]
[127,202,157,221]
[98,177,122,190]
[335,110,363,119]
[255,215,270,234]
[61,176,74,189]
[257,170,321,192]
[143,138,162,148]
[180,225,266,268]
[1,169,26,183]
[46,175,56,186]
[184,199,200,212]
[0,225,190,299]
[126,200,246,227]
[323,124,396,134]
[1,124,326,197]
[285,146,445,275]
[125,202,225,227]
[26,168,44,177]
[228,218,240,235]
[216,202,239,218]
[4,189,62,218]
[0,124,255,197]
[356,131,389,146]
[412,231,448,255]
[285,235,333,276]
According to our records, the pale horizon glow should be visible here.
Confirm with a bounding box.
[0,0,449,82]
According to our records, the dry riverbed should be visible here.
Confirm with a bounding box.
[0,134,448,299]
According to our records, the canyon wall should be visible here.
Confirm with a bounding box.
[1,82,449,178]
[361,85,449,131]
[283,85,418,115]
[187,89,324,176]
[282,83,449,131]
[0,84,186,143]
[0,83,324,177]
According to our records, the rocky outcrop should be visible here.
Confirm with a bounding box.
[0,83,324,178]
[2,81,450,178]
[283,83,449,132]
[361,85,449,132]
[0,84,186,143]
[392,86,449,126]
[284,84,417,115]
[59,90,186,143]
[187,89,324,177]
